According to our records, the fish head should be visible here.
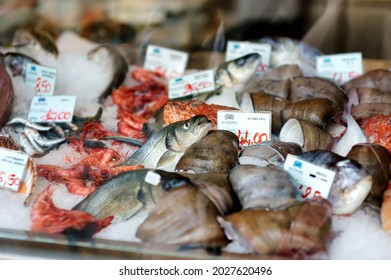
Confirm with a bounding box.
[167,115,211,152]
[3,53,23,76]
[87,45,115,69]
[215,53,261,88]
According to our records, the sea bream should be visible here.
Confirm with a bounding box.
[122,115,211,170]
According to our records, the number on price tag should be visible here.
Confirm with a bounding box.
[283,154,336,199]
[28,96,76,123]
[217,111,271,147]
[316,52,362,85]
[0,148,29,192]
[26,63,57,96]
[144,45,188,79]
[168,70,215,99]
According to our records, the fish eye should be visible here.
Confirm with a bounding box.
[183,121,191,130]
[236,57,246,66]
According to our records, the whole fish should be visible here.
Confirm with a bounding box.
[87,44,128,101]
[298,150,372,215]
[215,53,261,88]
[122,115,211,170]
[73,169,190,221]
[2,52,40,77]
[12,29,59,57]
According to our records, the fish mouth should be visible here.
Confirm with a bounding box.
[195,115,212,126]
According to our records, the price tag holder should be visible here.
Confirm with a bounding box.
[145,171,161,186]
[226,40,271,72]
[283,154,336,199]
[25,63,57,96]
[0,148,29,192]
[168,70,215,99]
[28,95,76,123]
[217,111,271,147]
[316,52,363,85]
[144,45,188,79]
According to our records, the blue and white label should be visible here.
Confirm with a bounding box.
[26,63,57,96]
[283,154,336,199]
[168,69,215,99]
[144,45,188,79]
[316,52,363,85]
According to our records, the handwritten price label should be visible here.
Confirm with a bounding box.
[168,70,215,99]
[316,52,363,85]
[226,41,271,73]
[217,111,271,147]
[28,95,76,123]
[0,148,29,192]
[283,154,336,199]
[26,63,57,96]
[144,45,188,79]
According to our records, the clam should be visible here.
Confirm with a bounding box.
[289,77,347,109]
[279,118,335,152]
[239,140,302,166]
[347,143,391,207]
[136,185,228,247]
[228,165,300,210]
[0,136,36,206]
[217,197,332,257]
[351,103,391,121]
[175,130,239,174]
[240,91,291,134]
[282,98,340,128]
[246,79,290,99]
[344,69,391,93]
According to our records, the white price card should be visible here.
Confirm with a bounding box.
[0,148,29,192]
[168,70,215,99]
[316,52,362,85]
[283,154,336,199]
[28,95,76,123]
[144,45,188,79]
[217,111,271,147]
[25,63,57,96]
[226,40,271,72]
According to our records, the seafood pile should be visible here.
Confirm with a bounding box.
[1,29,391,260]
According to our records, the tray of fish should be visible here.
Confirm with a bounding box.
[1,28,391,260]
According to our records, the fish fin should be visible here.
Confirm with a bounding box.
[156,150,178,168]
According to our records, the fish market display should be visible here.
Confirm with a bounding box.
[1,26,391,261]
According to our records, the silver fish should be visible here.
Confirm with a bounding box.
[19,132,38,156]
[87,45,128,101]
[23,127,45,153]
[6,117,52,131]
[73,169,190,222]
[2,52,40,77]
[122,115,211,170]
[298,150,372,215]
[215,53,261,88]
[25,126,65,147]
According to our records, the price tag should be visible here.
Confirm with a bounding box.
[168,70,215,99]
[0,148,29,192]
[283,154,336,199]
[25,63,57,96]
[144,45,188,79]
[217,111,271,147]
[226,40,271,72]
[28,95,76,123]
[145,171,161,186]
[316,52,363,85]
